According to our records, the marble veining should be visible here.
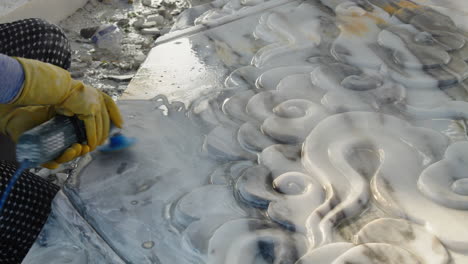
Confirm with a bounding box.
[23,192,125,264]
[298,218,450,264]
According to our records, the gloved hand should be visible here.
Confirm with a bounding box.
[12,57,123,151]
[0,105,91,169]
[0,105,55,143]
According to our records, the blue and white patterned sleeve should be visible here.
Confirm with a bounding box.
[0,53,25,104]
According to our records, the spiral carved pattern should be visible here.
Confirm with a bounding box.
[176,0,468,262]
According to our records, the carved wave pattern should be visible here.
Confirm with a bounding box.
[174,0,468,263]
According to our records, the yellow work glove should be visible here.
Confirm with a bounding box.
[13,57,124,152]
[0,105,90,169]
[0,104,55,142]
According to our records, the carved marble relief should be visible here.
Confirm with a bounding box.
[189,0,468,262]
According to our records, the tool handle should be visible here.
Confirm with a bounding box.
[16,116,86,166]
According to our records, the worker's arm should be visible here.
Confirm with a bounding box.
[0,54,55,145]
[0,55,123,168]
[0,53,24,103]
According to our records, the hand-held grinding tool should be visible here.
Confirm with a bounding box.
[17,115,136,166]
[0,115,136,215]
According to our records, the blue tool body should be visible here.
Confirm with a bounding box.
[0,115,136,215]
[16,115,136,166]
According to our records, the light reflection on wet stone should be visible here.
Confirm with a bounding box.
[142,241,155,249]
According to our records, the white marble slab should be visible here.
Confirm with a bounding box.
[40,0,468,263]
